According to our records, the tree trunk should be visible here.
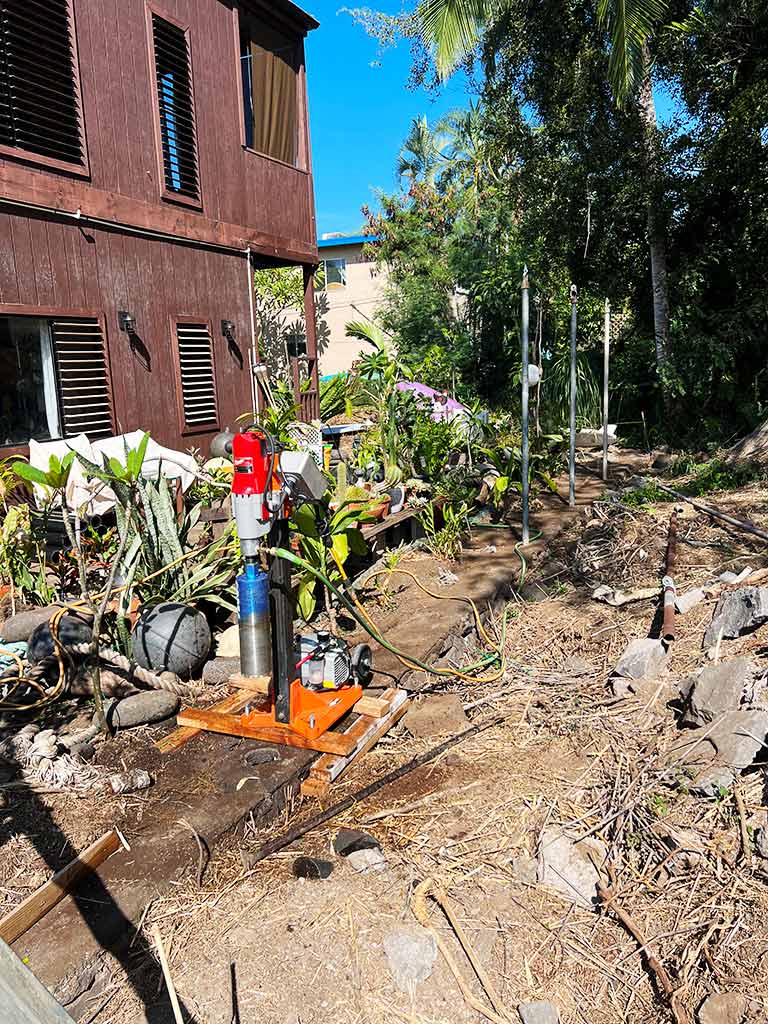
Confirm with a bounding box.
[636,49,672,393]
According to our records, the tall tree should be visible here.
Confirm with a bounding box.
[417,0,676,383]
[396,114,446,184]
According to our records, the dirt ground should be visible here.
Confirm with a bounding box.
[41,476,767,1024]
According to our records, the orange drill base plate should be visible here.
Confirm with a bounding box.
[243,678,363,741]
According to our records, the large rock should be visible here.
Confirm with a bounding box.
[707,710,768,769]
[612,638,667,681]
[106,691,180,730]
[518,1002,560,1024]
[0,605,63,643]
[27,612,93,662]
[703,587,768,648]
[383,924,437,993]
[537,828,606,911]
[689,766,736,798]
[697,992,747,1024]
[680,659,755,727]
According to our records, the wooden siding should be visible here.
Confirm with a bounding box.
[0,0,317,264]
[0,212,252,454]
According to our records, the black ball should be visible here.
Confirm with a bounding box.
[27,612,93,664]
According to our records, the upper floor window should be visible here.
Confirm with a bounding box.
[0,0,86,172]
[150,12,200,202]
[239,11,299,167]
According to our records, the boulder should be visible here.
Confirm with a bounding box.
[703,587,768,649]
[697,992,747,1024]
[518,1002,560,1024]
[612,638,667,681]
[680,659,755,727]
[202,657,240,686]
[537,828,607,911]
[0,605,63,643]
[27,612,93,663]
[105,691,180,730]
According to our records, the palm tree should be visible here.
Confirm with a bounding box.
[396,114,447,185]
[437,101,497,211]
[417,0,674,382]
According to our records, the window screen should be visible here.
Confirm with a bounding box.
[151,13,199,200]
[0,0,84,166]
[239,11,299,166]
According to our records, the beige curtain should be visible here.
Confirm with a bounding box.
[250,41,298,166]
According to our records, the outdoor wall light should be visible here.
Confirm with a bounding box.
[118,310,136,334]
[221,319,235,339]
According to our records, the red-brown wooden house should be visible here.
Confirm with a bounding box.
[0,0,321,458]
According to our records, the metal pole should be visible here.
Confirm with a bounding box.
[245,246,260,419]
[521,267,530,545]
[602,298,611,482]
[568,284,578,507]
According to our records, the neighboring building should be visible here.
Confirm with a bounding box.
[0,0,320,457]
[316,235,386,376]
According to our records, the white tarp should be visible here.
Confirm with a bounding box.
[28,430,198,516]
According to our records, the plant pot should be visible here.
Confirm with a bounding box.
[370,495,391,521]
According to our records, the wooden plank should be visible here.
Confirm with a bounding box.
[228,674,271,695]
[176,708,358,756]
[300,777,330,799]
[354,694,392,718]
[307,689,409,787]
[0,831,123,945]
[155,691,252,754]
[0,939,76,1023]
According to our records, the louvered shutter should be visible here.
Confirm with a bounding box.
[50,317,113,438]
[176,322,218,429]
[151,14,199,200]
[0,0,84,166]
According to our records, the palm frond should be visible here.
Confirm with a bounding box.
[417,0,494,79]
[598,0,672,106]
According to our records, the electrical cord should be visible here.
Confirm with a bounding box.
[270,545,508,684]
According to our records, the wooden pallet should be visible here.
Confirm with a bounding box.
[301,687,409,798]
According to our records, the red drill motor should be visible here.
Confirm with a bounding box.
[231,429,285,560]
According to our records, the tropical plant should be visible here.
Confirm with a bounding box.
[396,114,446,185]
[542,352,602,431]
[291,501,375,622]
[319,373,357,420]
[412,412,460,480]
[418,499,471,561]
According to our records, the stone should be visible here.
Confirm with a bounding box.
[518,1001,560,1024]
[509,852,538,884]
[697,992,747,1024]
[680,659,755,727]
[537,828,607,911]
[403,693,469,738]
[0,605,63,643]
[562,656,592,677]
[706,710,768,769]
[575,428,615,449]
[383,924,437,993]
[612,638,668,681]
[215,624,240,658]
[754,827,768,860]
[703,587,768,649]
[106,768,151,794]
[333,828,380,857]
[676,588,706,615]
[105,691,180,730]
[202,657,240,686]
[346,847,388,874]
[689,767,736,798]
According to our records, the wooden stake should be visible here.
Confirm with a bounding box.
[151,924,184,1024]
[0,830,123,944]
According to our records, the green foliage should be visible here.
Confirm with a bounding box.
[542,352,602,431]
[412,414,460,480]
[418,499,471,561]
[13,451,76,494]
[320,373,357,420]
[618,481,675,507]
[684,459,765,497]
[291,501,374,621]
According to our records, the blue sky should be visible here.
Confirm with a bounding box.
[304,3,680,238]
[305,2,471,237]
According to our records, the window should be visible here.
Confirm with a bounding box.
[0,315,112,446]
[174,321,218,430]
[317,258,346,290]
[239,10,299,166]
[151,13,199,201]
[0,0,85,169]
